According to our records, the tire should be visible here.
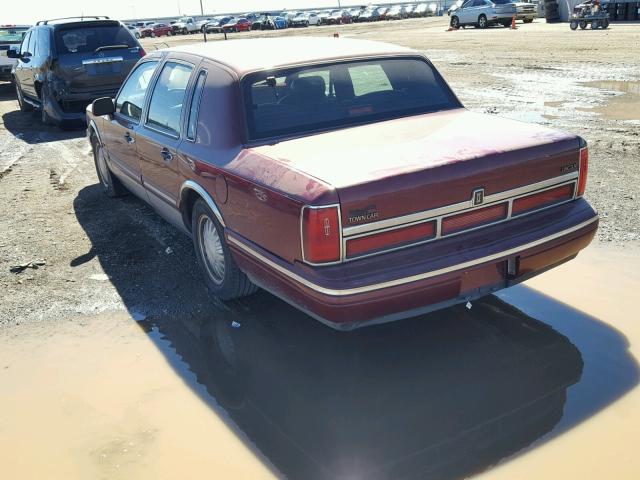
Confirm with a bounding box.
[91,135,126,197]
[603,19,609,29]
[502,20,512,27]
[570,20,578,30]
[523,18,533,23]
[151,32,156,37]
[478,14,488,28]
[192,199,258,300]
[182,28,188,35]
[39,85,53,126]
[450,15,460,28]
[591,20,599,29]
[15,81,33,112]
[579,20,587,29]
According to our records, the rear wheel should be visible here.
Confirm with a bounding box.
[579,20,587,29]
[91,136,126,197]
[478,14,488,28]
[39,86,53,126]
[192,199,258,300]
[15,81,33,112]
[591,20,599,29]
[602,19,609,28]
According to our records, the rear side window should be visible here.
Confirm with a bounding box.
[187,71,207,141]
[115,61,158,121]
[54,25,135,54]
[147,62,193,136]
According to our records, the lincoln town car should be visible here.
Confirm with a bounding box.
[86,37,598,330]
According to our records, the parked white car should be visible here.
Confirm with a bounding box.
[449,0,517,28]
[291,13,321,26]
[174,16,199,34]
[0,25,30,82]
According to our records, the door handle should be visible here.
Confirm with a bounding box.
[160,148,173,162]
[124,132,135,144]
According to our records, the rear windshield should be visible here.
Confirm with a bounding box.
[54,25,135,54]
[0,27,29,44]
[243,57,461,141]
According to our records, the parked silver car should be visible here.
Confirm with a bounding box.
[449,0,517,28]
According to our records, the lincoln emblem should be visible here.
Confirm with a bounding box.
[473,188,485,206]
[323,217,331,236]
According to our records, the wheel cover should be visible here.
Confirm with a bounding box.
[199,216,225,285]
[96,145,110,188]
[479,16,486,27]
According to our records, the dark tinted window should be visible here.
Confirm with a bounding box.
[187,71,207,140]
[147,62,193,136]
[54,25,135,54]
[244,58,461,141]
[492,0,512,3]
[116,61,158,121]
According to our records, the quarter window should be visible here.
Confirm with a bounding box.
[187,71,207,141]
[115,61,159,121]
[147,62,193,136]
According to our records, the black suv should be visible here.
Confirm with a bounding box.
[9,17,144,128]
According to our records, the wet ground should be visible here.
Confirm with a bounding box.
[1,16,640,480]
[1,246,639,479]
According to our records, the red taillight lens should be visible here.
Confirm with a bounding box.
[302,206,340,263]
[139,47,146,57]
[346,221,435,258]
[577,146,588,197]
[442,203,508,235]
[512,184,575,216]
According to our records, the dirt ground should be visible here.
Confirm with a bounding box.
[1,17,639,327]
[1,15,640,480]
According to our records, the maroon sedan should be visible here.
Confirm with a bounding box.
[141,23,172,38]
[86,38,597,330]
[223,18,252,32]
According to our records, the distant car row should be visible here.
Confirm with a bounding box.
[122,4,440,38]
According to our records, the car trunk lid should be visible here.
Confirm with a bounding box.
[250,109,580,228]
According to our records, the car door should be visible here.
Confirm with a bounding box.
[457,0,475,23]
[15,30,35,98]
[137,59,194,225]
[100,59,159,198]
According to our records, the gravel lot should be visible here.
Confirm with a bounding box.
[1,17,639,328]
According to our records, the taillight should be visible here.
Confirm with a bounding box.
[512,184,574,216]
[577,146,588,197]
[302,206,340,264]
[442,203,508,235]
[346,221,435,258]
[139,47,146,57]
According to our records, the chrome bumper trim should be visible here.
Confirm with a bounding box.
[343,172,579,237]
[228,215,598,297]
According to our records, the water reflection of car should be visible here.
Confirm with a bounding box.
[0,25,30,82]
[449,0,518,28]
[86,37,597,329]
[147,294,583,480]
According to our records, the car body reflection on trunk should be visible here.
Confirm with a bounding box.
[137,294,583,480]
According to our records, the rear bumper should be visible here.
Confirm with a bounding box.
[229,199,598,330]
[45,89,118,123]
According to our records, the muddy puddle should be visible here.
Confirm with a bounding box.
[1,245,639,480]
[577,80,640,121]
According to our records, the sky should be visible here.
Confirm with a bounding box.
[6,0,371,24]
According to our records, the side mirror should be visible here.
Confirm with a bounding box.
[92,97,115,117]
[6,48,20,59]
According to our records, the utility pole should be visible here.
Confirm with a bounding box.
[199,0,207,42]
